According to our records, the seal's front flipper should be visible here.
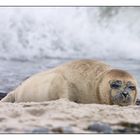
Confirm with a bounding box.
[1,92,15,103]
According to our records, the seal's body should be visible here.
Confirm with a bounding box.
[1,60,138,106]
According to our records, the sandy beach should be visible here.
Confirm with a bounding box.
[0,99,140,133]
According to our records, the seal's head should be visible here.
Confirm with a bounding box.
[109,79,136,106]
[99,69,138,106]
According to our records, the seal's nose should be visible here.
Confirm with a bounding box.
[122,91,128,97]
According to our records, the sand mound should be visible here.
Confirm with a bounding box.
[0,99,140,133]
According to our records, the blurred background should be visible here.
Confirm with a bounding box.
[0,7,140,97]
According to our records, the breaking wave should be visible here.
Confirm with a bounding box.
[0,7,140,61]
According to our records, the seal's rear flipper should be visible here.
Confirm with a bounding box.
[1,92,15,103]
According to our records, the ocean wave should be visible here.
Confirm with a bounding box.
[0,7,140,61]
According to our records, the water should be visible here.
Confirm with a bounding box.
[0,7,140,61]
[0,7,140,97]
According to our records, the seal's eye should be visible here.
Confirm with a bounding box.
[110,83,121,89]
[110,80,122,89]
[128,86,136,90]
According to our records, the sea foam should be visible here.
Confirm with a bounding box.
[0,7,140,61]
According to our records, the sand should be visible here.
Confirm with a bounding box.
[0,99,140,133]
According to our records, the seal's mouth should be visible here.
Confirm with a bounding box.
[111,93,132,106]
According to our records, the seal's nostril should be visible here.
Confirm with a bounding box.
[122,92,128,97]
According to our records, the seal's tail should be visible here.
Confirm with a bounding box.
[1,91,15,103]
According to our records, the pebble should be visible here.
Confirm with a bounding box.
[0,92,7,100]
[31,126,73,134]
[113,122,140,134]
[136,99,140,105]
[87,122,113,133]
[32,128,49,134]
[51,126,73,133]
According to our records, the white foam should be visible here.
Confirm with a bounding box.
[0,7,140,61]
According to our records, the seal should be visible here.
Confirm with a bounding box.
[1,59,138,106]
